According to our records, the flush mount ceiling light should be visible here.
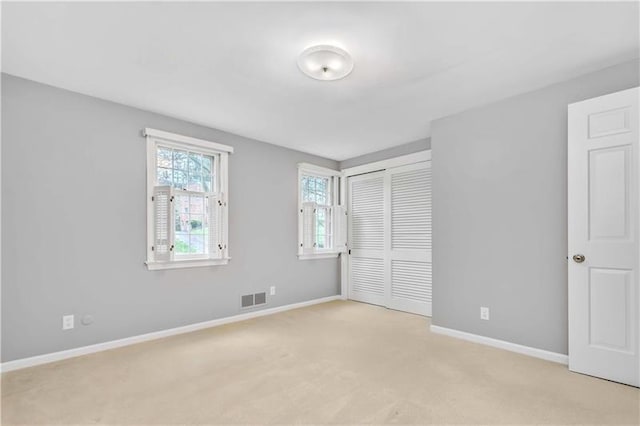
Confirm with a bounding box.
[297,45,354,81]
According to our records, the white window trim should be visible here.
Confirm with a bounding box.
[297,163,342,260]
[144,128,232,270]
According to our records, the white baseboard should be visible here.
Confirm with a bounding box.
[430,325,568,365]
[1,295,342,373]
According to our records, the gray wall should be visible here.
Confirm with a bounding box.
[1,74,340,362]
[431,59,640,354]
[339,138,430,169]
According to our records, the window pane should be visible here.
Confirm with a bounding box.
[173,150,188,170]
[187,174,203,192]
[189,235,204,254]
[157,147,172,168]
[317,178,328,204]
[175,195,189,231]
[157,167,172,186]
[202,156,212,175]
[310,177,318,203]
[301,176,309,202]
[189,153,202,174]
[203,174,213,192]
[190,215,203,232]
[175,233,190,253]
[189,195,204,215]
[173,170,187,189]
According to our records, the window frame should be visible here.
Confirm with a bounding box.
[297,163,342,260]
[144,128,233,270]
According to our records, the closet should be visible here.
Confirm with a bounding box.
[346,156,432,316]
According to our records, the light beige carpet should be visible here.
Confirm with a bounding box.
[1,300,639,425]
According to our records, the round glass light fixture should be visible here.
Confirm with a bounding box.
[297,45,354,81]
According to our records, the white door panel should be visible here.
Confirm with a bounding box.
[348,171,386,307]
[388,162,432,316]
[568,87,639,387]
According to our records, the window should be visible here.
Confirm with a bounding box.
[298,163,347,259]
[145,128,233,270]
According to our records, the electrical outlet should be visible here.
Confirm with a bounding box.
[62,314,74,330]
[480,307,490,321]
[270,286,276,296]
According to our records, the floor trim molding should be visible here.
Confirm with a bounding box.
[1,295,342,373]
[430,325,568,365]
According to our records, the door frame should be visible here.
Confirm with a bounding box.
[340,150,432,301]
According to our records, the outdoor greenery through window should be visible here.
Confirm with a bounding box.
[157,146,216,256]
[301,175,332,249]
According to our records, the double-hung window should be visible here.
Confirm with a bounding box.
[298,163,346,259]
[145,128,233,270]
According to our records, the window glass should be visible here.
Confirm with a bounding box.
[302,175,330,205]
[174,193,206,255]
[157,146,214,192]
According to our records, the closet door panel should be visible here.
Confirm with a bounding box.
[348,172,386,306]
[388,162,432,316]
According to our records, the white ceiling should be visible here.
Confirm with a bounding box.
[3,2,638,160]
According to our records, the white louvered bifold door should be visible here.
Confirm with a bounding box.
[387,162,432,315]
[348,171,386,306]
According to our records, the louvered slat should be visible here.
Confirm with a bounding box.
[302,202,317,252]
[351,257,385,295]
[391,260,432,303]
[351,176,384,250]
[391,168,432,250]
[153,186,172,262]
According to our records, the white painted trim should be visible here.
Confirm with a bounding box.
[145,258,231,270]
[297,253,340,260]
[143,128,234,153]
[145,133,230,267]
[297,162,340,177]
[430,325,569,365]
[1,295,342,373]
[341,150,431,177]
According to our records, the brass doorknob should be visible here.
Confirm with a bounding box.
[572,254,586,263]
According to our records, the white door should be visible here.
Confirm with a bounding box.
[348,161,432,316]
[348,171,387,307]
[388,162,433,316]
[568,87,639,387]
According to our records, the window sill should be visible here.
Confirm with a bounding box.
[145,258,231,270]
[297,253,341,260]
